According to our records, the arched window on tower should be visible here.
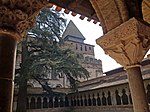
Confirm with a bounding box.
[85,46,87,51]
[76,44,78,50]
[80,45,82,51]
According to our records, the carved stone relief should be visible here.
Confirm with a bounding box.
[96,18,150,69]
[90,0,129,34]
[0,0,49,40]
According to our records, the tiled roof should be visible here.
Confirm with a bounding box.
[62,20,85,40]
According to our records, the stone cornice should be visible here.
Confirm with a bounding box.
[96,18,150,68]
[0,0,49,40]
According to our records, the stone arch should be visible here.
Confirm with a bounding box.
[92,94,96,106]
[102,92,107,105]
[122,89,129,105]
[88,94,92,106]
[84,95,88,106]
[59,96,64,107]
[97,93,101,106]
[115,90,121,105]
[37,97,42,109]
[142,0,150,24]
[30,97,36,109]
[54,97,59,107]
[107,91,112,105]
[70,97,74,106]
[43,97,48,108]
[77,96,80,106]
[80,95,84,106]
[90,0,143,34]
[74,96,77,106]
[65,96,69,107]
[49,97,53,108]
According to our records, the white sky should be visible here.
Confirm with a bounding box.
[65,13,150,73]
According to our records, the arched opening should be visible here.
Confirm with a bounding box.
[92,94,96,106]
[122,89,129,105]
[71,97,74,106]
[49,97,53,108]
[97,93,101,106]
[88,94,92,106]
[77,96,80,106]
[37,97,42,109]
[54,97,59,107]
[43,97,48,108]
[115,90,121,105]
[60,97,64,107]
[65,96,69,107]
[107,91,112,105]
[84,95,88,106]
[102,92,107,105]
[80,95,83,106]
[30,97,36,109]
[74,96,77,106]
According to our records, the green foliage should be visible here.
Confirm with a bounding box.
[27,37,89,89]
[28,8,66,44]
[16,7,89,112]
[16,7,89,90]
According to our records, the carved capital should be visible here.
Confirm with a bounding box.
[96,18,150,69]
[0,0,49,40]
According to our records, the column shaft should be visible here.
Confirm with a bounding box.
[0,34,17,112]
[127,67,149,112]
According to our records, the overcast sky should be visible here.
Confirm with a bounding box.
[64,13,150,73]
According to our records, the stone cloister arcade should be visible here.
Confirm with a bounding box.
[13,78,150,112]
[0,0,150,112]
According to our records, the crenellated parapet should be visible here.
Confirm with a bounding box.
[96,18,150,69]
[0,0,49,40]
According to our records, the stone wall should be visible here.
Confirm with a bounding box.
[28,105,133,112]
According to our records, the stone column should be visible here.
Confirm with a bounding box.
[127,66,148,111]
[0,1,48,112]
[96,18,150,112]
[0,32,17,112]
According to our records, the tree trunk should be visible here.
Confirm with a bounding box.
[16,79,27,112]
[16,40,28,112]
